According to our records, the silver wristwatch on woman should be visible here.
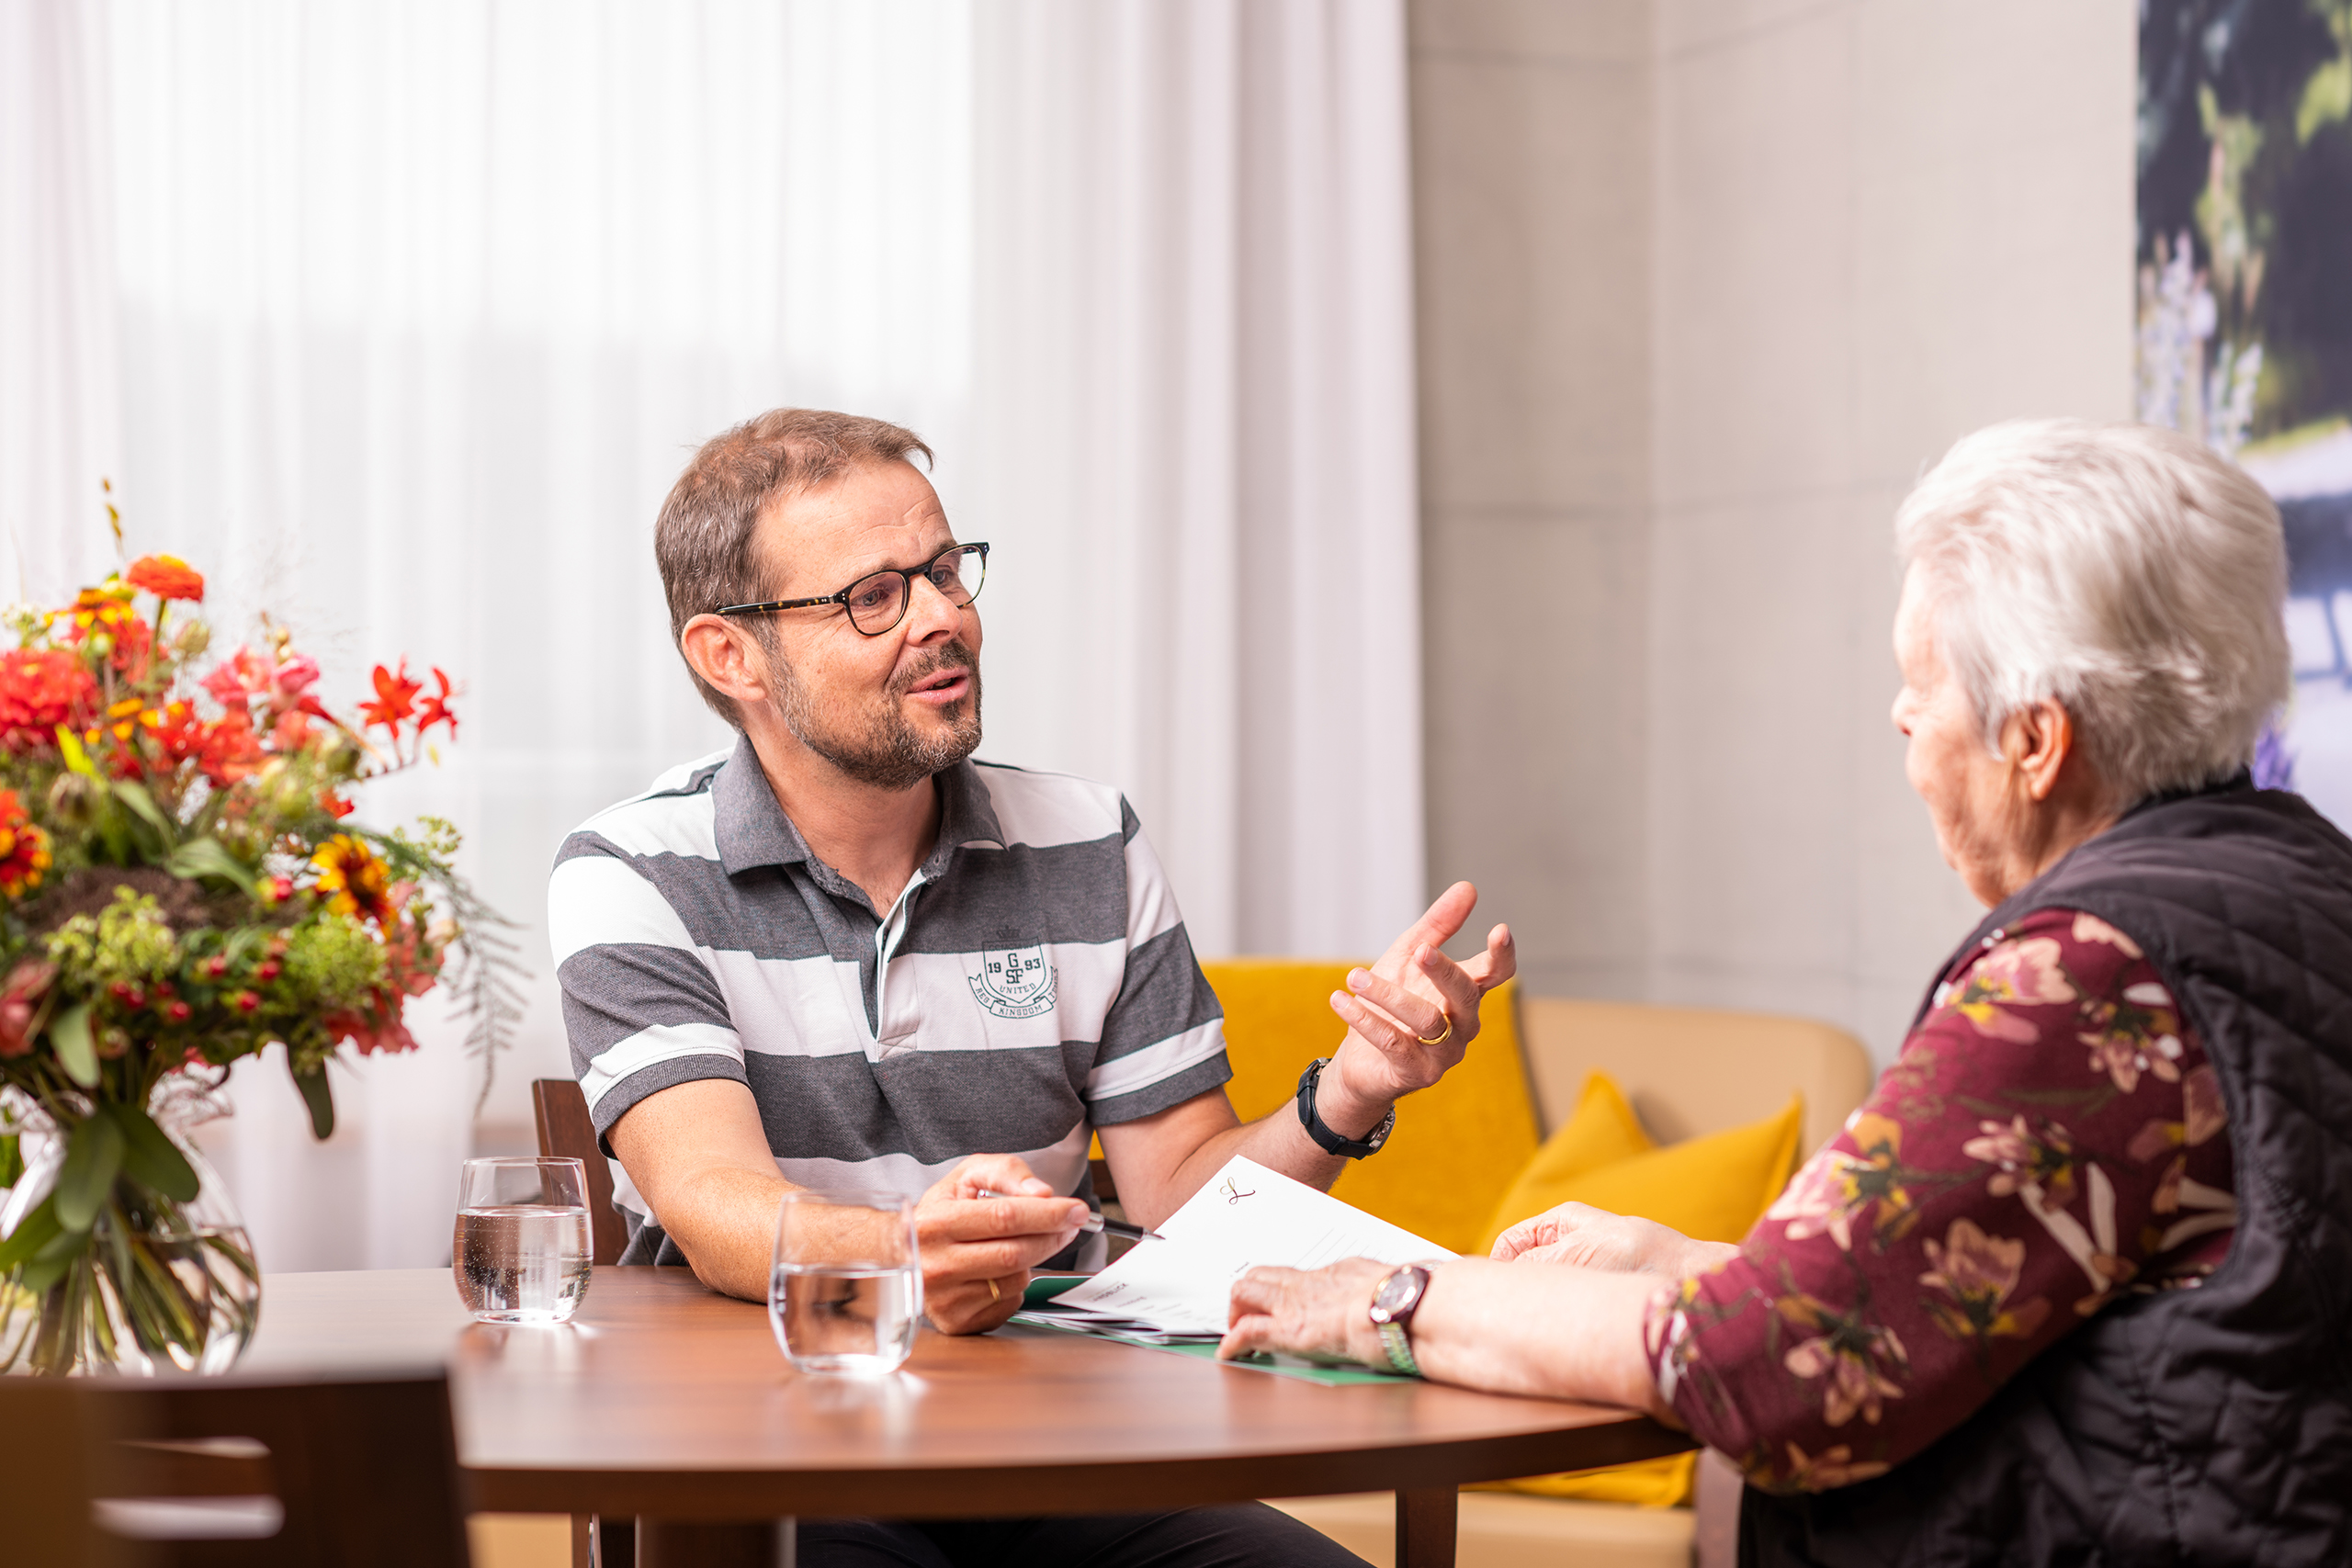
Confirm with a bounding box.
[1368,1264,1431,1376]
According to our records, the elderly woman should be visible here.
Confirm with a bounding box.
[1221,420,2352,1564]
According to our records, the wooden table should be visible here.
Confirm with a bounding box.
[247,1267,1691,1567]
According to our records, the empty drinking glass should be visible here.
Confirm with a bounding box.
[769,1190,922,1375]
[454,1156,593,1324]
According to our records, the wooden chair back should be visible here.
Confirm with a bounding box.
[0,1370,472,1567]
[532,1077,631,1266]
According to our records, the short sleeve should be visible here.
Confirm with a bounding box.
[548,830,747,1148]
[1080,797,1233,1122]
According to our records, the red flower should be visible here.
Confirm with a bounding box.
[413,667,458,738]
[197,707,266,784]
[0,648,97,745]
[360,660,424,735]
[125,554,206,603]
[322,993,419,1055]
[0,791,52,899]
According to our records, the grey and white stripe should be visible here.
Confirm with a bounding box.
[550,739,1231,1263]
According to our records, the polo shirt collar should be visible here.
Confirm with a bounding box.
[711,733,1007,882]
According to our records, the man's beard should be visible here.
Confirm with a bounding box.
[767,637,982,791]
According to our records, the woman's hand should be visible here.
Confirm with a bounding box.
[1217,1257,1399,1366]
[915,1155,1089,1334]
[1491,1201,1735,1278]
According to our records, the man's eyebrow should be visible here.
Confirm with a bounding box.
[839,540,962,581]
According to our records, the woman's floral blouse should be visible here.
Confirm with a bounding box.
[1645,908,2237,1493]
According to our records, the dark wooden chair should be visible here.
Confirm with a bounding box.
[530,1077,638,1567]
[0,1369,472,1567]
[531,1077,630,1267]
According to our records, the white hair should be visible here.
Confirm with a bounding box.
[1894,419,2290,805]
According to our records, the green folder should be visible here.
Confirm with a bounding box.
[1013,1276,1411,1387]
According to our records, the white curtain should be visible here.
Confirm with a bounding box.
[2,0,123,600]
[18,0,1421,1270]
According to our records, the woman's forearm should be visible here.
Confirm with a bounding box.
[1411,1258,1680,1421]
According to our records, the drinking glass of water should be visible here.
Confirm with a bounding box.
[769,1190,922,1375]
[454,1156,593,1324]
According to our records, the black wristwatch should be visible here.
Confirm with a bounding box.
[1369,1264,1430,1376]
[1295,1056,1395,1159]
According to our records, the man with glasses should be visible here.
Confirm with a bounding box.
[551,407,1513,1565]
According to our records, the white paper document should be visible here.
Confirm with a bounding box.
[1024,1155,1454,1338]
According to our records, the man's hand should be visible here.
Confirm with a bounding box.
[915,1155,1090,1334]
[1318,881,1517,1135]
[1490,1201,1736,1278]
[1217,1257,1397,1367]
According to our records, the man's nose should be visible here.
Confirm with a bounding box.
[903,572,966,638]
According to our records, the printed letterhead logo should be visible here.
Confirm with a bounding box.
[967,942,1057,1021]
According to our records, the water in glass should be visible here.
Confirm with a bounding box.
[454,1156,593,1324]
[770,1190,921,1374]
[454,1205,592,1322]
[772,1263,920,1373]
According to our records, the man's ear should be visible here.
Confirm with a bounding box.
[2005,697,2077,803]
[679,614,771,710]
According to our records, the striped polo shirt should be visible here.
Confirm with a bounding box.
[548,737,1233,1264]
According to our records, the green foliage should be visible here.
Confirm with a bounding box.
[280,912,389,1006]
[44,891,180,993]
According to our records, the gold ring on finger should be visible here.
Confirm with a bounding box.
[987,1277,1001,1303]
[1416,1015,1453,1046]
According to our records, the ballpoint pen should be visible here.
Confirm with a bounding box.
[975,1190,1166,1243]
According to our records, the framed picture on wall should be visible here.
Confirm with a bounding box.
[2138,0,2352,825]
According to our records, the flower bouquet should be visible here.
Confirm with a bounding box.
[0,553,517,1375]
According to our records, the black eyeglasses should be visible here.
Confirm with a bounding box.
[715,543,989,637]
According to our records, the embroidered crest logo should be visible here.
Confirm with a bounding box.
[967,942,1057,1021]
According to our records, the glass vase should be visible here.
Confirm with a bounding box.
[0,1075,262,1376]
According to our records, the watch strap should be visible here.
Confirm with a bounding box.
[1295,1057,1394,1159]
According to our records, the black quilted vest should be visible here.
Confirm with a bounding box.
[1742,781,2352,1567]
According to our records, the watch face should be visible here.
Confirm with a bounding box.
[1373,1267,1424,1316]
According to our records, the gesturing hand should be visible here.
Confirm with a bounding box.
[1489,1201,1733,1279]
[915,1154,1089,1335]
[1320,882,1516,1130]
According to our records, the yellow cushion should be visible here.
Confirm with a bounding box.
[1471,1075,1805,1507]
[1481,1080,1805,1253]
[1473,1071,1652,1252]
[1195,962,1540,1258]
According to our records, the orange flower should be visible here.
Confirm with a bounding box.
[125,554,206,603]
[0,791,52,899]
[311,833,393,923]
[413,667,458,737]
[360,660,423,734]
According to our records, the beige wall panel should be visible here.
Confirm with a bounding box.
[1423,506,1650,998]
[1410,0,1656,1004]
[1653,6,1858,507]
[1849,0,2138,484]
[1658,0,1850,57]
[1645,490,1863,986]
[1411,0,1655,63]
[1413,54,1652,513]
